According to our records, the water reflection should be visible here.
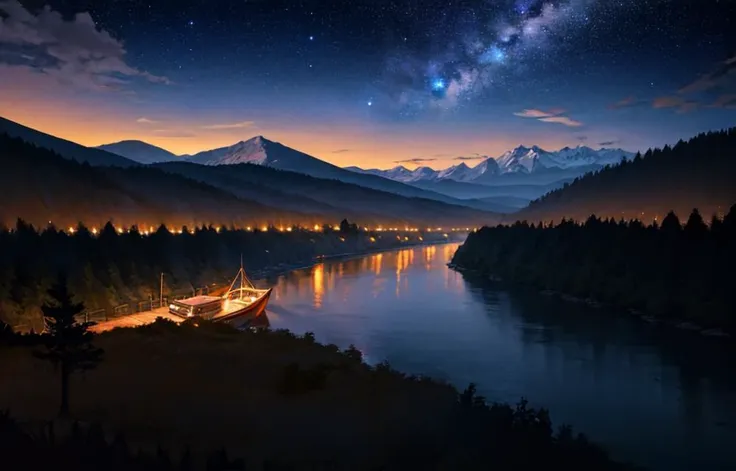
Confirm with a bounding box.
[312,263,324,309]
[263,243,736,471]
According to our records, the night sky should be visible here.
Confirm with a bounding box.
[1,0,734,168]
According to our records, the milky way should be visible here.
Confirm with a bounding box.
[0,0,733,166]
[379,0,631,114]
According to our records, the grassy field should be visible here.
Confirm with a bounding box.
[0,320,630,470]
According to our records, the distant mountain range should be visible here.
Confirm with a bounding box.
[0,117,499,227]
[2,116,732,228]
[97,140,178,164]
[96,135,509,211]
[97,135,634,209]
[346,145,635,185]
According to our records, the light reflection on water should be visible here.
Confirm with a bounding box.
[263,243,736,471]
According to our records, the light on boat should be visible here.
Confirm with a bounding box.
[169,304,175,310]
[250,296,257,302]
[314,224,321,231]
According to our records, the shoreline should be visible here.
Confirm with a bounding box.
[250,239,461,281]
[447,264,732,340]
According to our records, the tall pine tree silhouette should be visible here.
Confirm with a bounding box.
[35,274,104,417]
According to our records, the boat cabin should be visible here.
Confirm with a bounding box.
[169,295,222,318]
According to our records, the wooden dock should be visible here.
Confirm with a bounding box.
[90,307,183,333]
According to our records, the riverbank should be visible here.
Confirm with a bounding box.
[449,264,732,340]
[0,319,633,470]
[450,221,735,339]
[0,227,467,332]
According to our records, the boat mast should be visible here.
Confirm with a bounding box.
[224,254,256,301]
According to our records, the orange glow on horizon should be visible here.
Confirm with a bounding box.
[0,94,578,170]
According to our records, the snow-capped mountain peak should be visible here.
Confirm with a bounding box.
[187,136,271,166]
[346,145,634,184]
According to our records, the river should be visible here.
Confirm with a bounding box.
[260,242,736,471]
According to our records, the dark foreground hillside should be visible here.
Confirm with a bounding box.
[0,320,633,471]
[514,128,736,223]
[453,207,736,332]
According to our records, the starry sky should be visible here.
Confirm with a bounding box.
[0,0,734,169]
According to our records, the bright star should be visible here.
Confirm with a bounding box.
[432,78,446,91]
[309,36,314,41]
[367,100,373,106]
[188,20,194,26]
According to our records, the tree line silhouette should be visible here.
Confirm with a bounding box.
[0,220,413,331]
[516,128,736,223]
[1,310,634,471]
[454,206,736,332]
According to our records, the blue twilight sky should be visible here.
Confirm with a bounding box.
[0,0,734,168]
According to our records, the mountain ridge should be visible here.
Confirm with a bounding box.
[349,144,635,185]
[96,140,179,164]
[0,117,137,168]
[513,128,736,223]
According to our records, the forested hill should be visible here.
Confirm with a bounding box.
[0,133,308,229]
[513,128,736,223]
[0,133,498,228]
[452,207,736,333]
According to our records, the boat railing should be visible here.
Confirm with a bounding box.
[224,287,263,301]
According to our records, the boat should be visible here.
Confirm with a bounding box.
[168,261,272,328]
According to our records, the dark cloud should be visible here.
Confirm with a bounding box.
[576,135,588,142]
[331,149,351,154]
[599,140,620,147]
[709,94,736,109]
[679,55,736,94]
[653,96,699,113]
[0,1,168,91]
[453,154,487,161]
[608,96,643,109]
[393,158,437,164]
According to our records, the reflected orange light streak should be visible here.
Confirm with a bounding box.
[311,263,324,309]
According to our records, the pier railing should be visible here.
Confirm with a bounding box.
[13,283,225,332]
